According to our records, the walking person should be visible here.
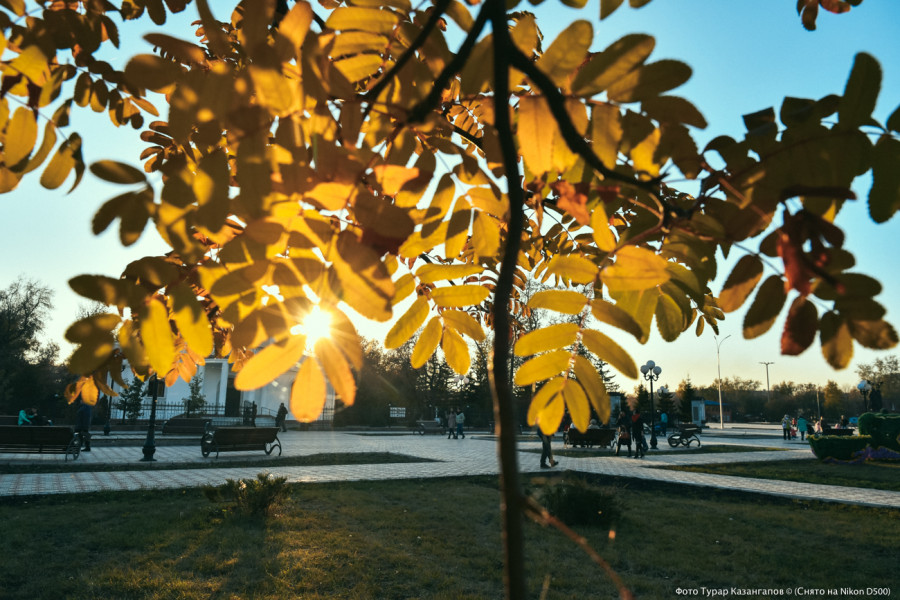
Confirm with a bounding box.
[781,414,791,440]
[631,408,646,458]
[456,408,465,439]
[536,417,558,469]
[250,402,258,426]
[75,399,92,452]
[615,411,632,457]
[447,408,457,439]
[275,402,289,432]
[797,415,808,441]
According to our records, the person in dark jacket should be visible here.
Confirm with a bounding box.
[631,409,646,458]
[75,400,92,451]
[275,402,289,432]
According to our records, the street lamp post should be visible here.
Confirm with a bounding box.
[760,361,774,405]
[857,380,873,413]
[140,374,159,462]
[714,335,731,430]
[640,360,662,449]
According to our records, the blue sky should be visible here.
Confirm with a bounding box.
[1,0,897,394]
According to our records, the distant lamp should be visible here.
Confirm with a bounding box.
[857,380,873,413]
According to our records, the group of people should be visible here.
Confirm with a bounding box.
[446,408,465,439]
[614,407,648,459]
[782,414,852,440]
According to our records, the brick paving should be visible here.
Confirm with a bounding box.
[1,430,898,509]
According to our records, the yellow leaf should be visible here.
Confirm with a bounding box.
[572,355,609,423]
[655,292,686,342]
[514,350,571,386]
[442,310,485,341]
[445,206,471,258]
[442,328,470,374]
[306,181,355,211]
[472,212,500,259]
[514,323,579,357]
[517,96,554,176]
[234,335,307,391]
[80,377,99,405]
[563,380,590,433]
[536,20,593,87]
[124,53,180,92]
[546,255,598,284]
[334,54,384,83]
[170,283,213,358]
[314,337,356,405]
[416,263,482,284]
[431,285,489,308]
[630,127,662,176]
[291,357,327,422]
[527,289,588,315]
[820,311,854,370]
[718,255,764,313]
[601,246,669,292]
[411,317,442,368]
[393,273,416,302]
[118,320,149,372]
[325,7,400,34]
[591,299,643,340]
[373,165,422,195]
[590,202,617,252]
[571,33,655,96]
[590,103,623,169]
[385,297,429,349]
[90,160,147,185]
[278,0,313,56]
[40,134,82,191]
[140,298,177,376]
[6,107,37,166]
[527,377,566,433]
[580,329,637,379]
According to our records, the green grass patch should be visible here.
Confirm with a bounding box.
[667,459,900,492]
[528,444,785,459]
[1,475,897,599]
[0,452,433,475]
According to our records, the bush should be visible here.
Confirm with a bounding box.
[857,412,900,452]
[807,435,874,461]
[202,472,290,517]
[528,477,619,528]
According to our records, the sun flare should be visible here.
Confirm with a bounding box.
[295,306,331,346]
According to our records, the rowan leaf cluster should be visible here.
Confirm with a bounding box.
[1,1,897,596]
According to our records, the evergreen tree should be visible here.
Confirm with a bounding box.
[182,374,206,417]
[115,379,144,423]
[677,379,699,422]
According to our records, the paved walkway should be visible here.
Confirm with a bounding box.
[1,430,898,509]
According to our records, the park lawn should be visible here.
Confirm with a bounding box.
[1,474,898,599]
[0,452,431,475]
[530,444,785,459]
[666,459,900,492]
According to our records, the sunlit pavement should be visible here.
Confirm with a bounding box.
[1,429,898,509]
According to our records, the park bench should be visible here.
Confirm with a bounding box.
[414,420,445,435]
[0,425,81,460]
[163,417,211,435]
[564,427,616,449]
[200,426,282,458]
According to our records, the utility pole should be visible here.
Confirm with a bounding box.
[715,335,731,429]
[760,361,774,406]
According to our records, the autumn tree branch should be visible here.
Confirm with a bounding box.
[486,1,528,598]
[406,4,490,124]
[361,0,455,118]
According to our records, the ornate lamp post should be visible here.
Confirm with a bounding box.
[140,374,159,462]
[640,360,662,449]
[857,380,873,413]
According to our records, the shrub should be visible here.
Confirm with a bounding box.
[203,472,290,517]
[857,412,900,452]
[807,435,874,461]
[528,477,619,528]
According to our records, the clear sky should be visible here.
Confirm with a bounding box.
[1,0,897,394]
